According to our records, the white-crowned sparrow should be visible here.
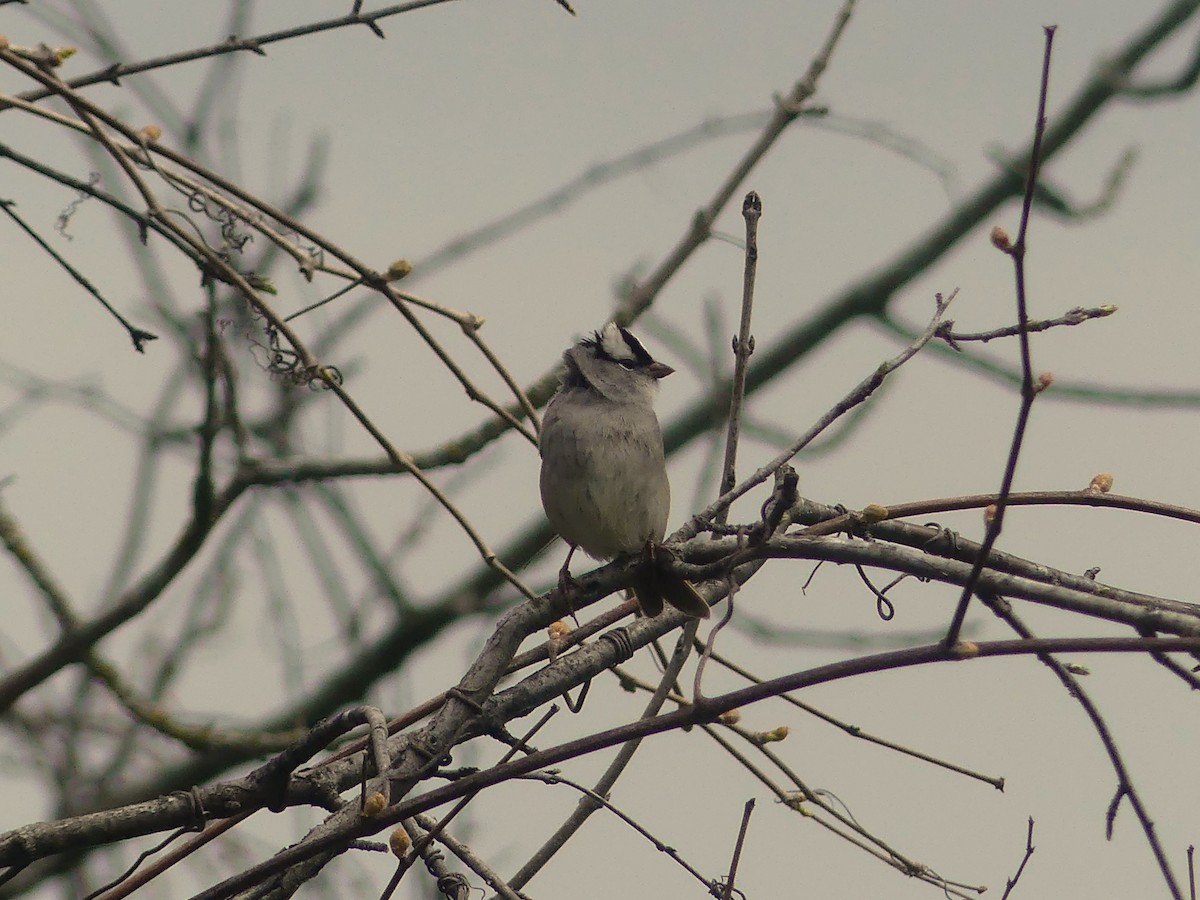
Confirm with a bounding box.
[539,323,710,618]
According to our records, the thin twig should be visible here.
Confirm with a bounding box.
[936,304,1116,347]
[318,377,539,601]
[7,2,461,106]
[876,310,1200,408]
[944,27,1057,648]
[696,645,1006,790]
[1137,625,1200,689]
[513,771,715,894]
[615,0,856,325]
[720,799,755,900]
[91,816,250,900]
[696,725,976,897]
[734,727,963,887]
[678,289,957,540]
[868,488,1200,528]
[714,191,762,526]
[983,593,1182,899]
[999,818,1036,900]
[459,320,542,438]
[0,199,156,351]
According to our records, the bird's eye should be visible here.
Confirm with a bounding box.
[618,359,637,369]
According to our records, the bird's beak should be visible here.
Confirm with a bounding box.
[648,361,674,379]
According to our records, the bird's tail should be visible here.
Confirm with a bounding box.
[631,569,710,619]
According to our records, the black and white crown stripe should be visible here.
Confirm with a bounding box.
[583,323,655,369]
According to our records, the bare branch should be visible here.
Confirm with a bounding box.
[944,27,1057,648]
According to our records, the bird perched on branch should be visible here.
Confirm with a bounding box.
[539,323,710,619]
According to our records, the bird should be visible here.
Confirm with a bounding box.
[538,322,710,618]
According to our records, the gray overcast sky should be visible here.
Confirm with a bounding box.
[3,2,1199,897]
